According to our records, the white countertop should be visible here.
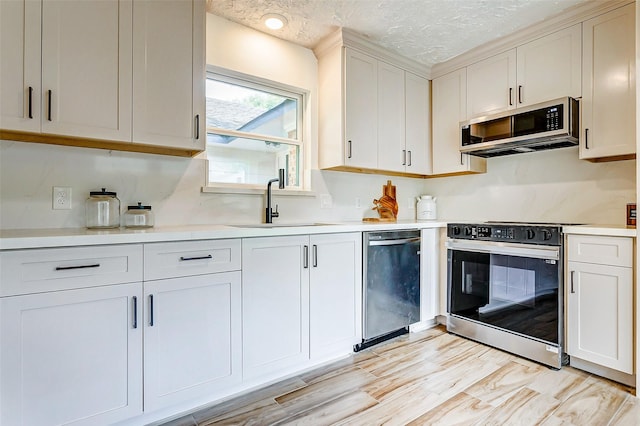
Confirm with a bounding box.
[0,220,447,250]
[563,225,637,238]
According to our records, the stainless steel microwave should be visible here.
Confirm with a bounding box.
[460,97,579,158]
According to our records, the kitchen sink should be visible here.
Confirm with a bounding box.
[229,223,333,228]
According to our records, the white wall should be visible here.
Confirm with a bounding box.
[0,14,635,230]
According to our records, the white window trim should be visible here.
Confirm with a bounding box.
[203,65,311,194]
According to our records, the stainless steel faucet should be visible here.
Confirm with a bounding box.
[266,168,285,223]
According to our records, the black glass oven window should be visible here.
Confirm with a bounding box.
[449,251,559,344]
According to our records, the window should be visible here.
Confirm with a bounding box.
[205,70,304,190]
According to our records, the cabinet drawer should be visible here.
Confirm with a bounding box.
[567,235,633,267]
[0,245,143,297]
[144,239,241,280]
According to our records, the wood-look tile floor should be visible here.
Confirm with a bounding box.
[160,326,638,426]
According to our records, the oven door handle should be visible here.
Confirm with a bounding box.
[446,240,559,260]
[369,237,421,246]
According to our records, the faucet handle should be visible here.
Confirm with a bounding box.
[272,204,279,218]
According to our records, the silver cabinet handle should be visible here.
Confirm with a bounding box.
[312,245,318,267]
[132,296,138,329]
[407,150,412,166]
[509,87,513,106]
[347,140,352,159]
[303,245,309,269]
[149,294,154,326]
[402,149,406,165]
[195,114,200,140]
[460,153,464,166]
[570,271,575,294]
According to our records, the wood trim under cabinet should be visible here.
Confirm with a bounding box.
[0,129,203,157]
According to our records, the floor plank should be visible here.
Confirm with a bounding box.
[157,326,636,426]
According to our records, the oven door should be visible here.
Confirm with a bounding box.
[447,239,561,345]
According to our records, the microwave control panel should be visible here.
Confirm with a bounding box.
[546,106,560,131]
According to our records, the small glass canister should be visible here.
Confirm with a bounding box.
[124,202,154,228]
[86,188,120,229]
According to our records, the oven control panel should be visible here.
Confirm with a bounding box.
[447,223,561,245]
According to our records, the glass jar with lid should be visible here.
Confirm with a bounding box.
[124,202,154,228]
[86,188,120,229]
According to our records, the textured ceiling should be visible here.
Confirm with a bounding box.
[207,0,588,68]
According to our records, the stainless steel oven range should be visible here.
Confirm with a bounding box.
[446,222,569,369]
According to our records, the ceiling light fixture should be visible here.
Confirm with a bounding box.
[263,13,287,30]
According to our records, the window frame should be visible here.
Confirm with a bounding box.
[204,66,307,192]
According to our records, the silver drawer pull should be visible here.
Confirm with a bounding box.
[55,263,100,271]
[179,255,213,261]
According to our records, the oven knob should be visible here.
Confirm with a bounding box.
[542,230,553,240]
[464,226,473,236]
[526,229,536,240]
[451,226,461,236]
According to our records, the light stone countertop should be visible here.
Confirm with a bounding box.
[562,225,637,238]
[0,220,447,250]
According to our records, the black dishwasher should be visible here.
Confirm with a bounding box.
[355,229,421,351]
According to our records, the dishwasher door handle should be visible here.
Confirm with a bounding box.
[368,237,421,246]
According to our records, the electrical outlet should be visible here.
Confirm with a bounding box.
[320,194,333,209]
[355,197,362,209]
[53,186,72,210]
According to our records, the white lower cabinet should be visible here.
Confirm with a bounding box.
[566,235,634,375]
[309,233,363,361]
[0,283,143,426]
[143,271,242,412]
[242,232,362,380]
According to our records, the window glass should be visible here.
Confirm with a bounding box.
[205,73,303,189]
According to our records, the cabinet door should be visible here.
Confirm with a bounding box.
[405,72,431,175]
[143,272,241,412]
[516,24,582,107]
[309,233,362,360]
[0,0,41,132]
[467,49,517,117]
[567,261,633,374]
[344,48,378,169]
[432,68,486,175]
[377,62,406,173]
[40,0,132,141]
[581,3,636,160]
[133,0,205,151]
[0,284,143,426]
[242,235,310,380]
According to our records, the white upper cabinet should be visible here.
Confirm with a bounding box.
[467,50,517,118]
[316,33,431,176]
[344,48,379,169]
[580,3,636,161]
[0,0,41,132]
[405,72,432,175]
[466,24,582,118]
[377,61,406,173]
[133,0,205,151]
[0,0,205,156]
[516,24,582,107]
[1,0,132,141]
[432,68,486,175]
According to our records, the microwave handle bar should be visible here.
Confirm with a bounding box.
[446,240,559,261]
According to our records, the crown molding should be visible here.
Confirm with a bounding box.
[313,28,430,78]
[431,0,634,78]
